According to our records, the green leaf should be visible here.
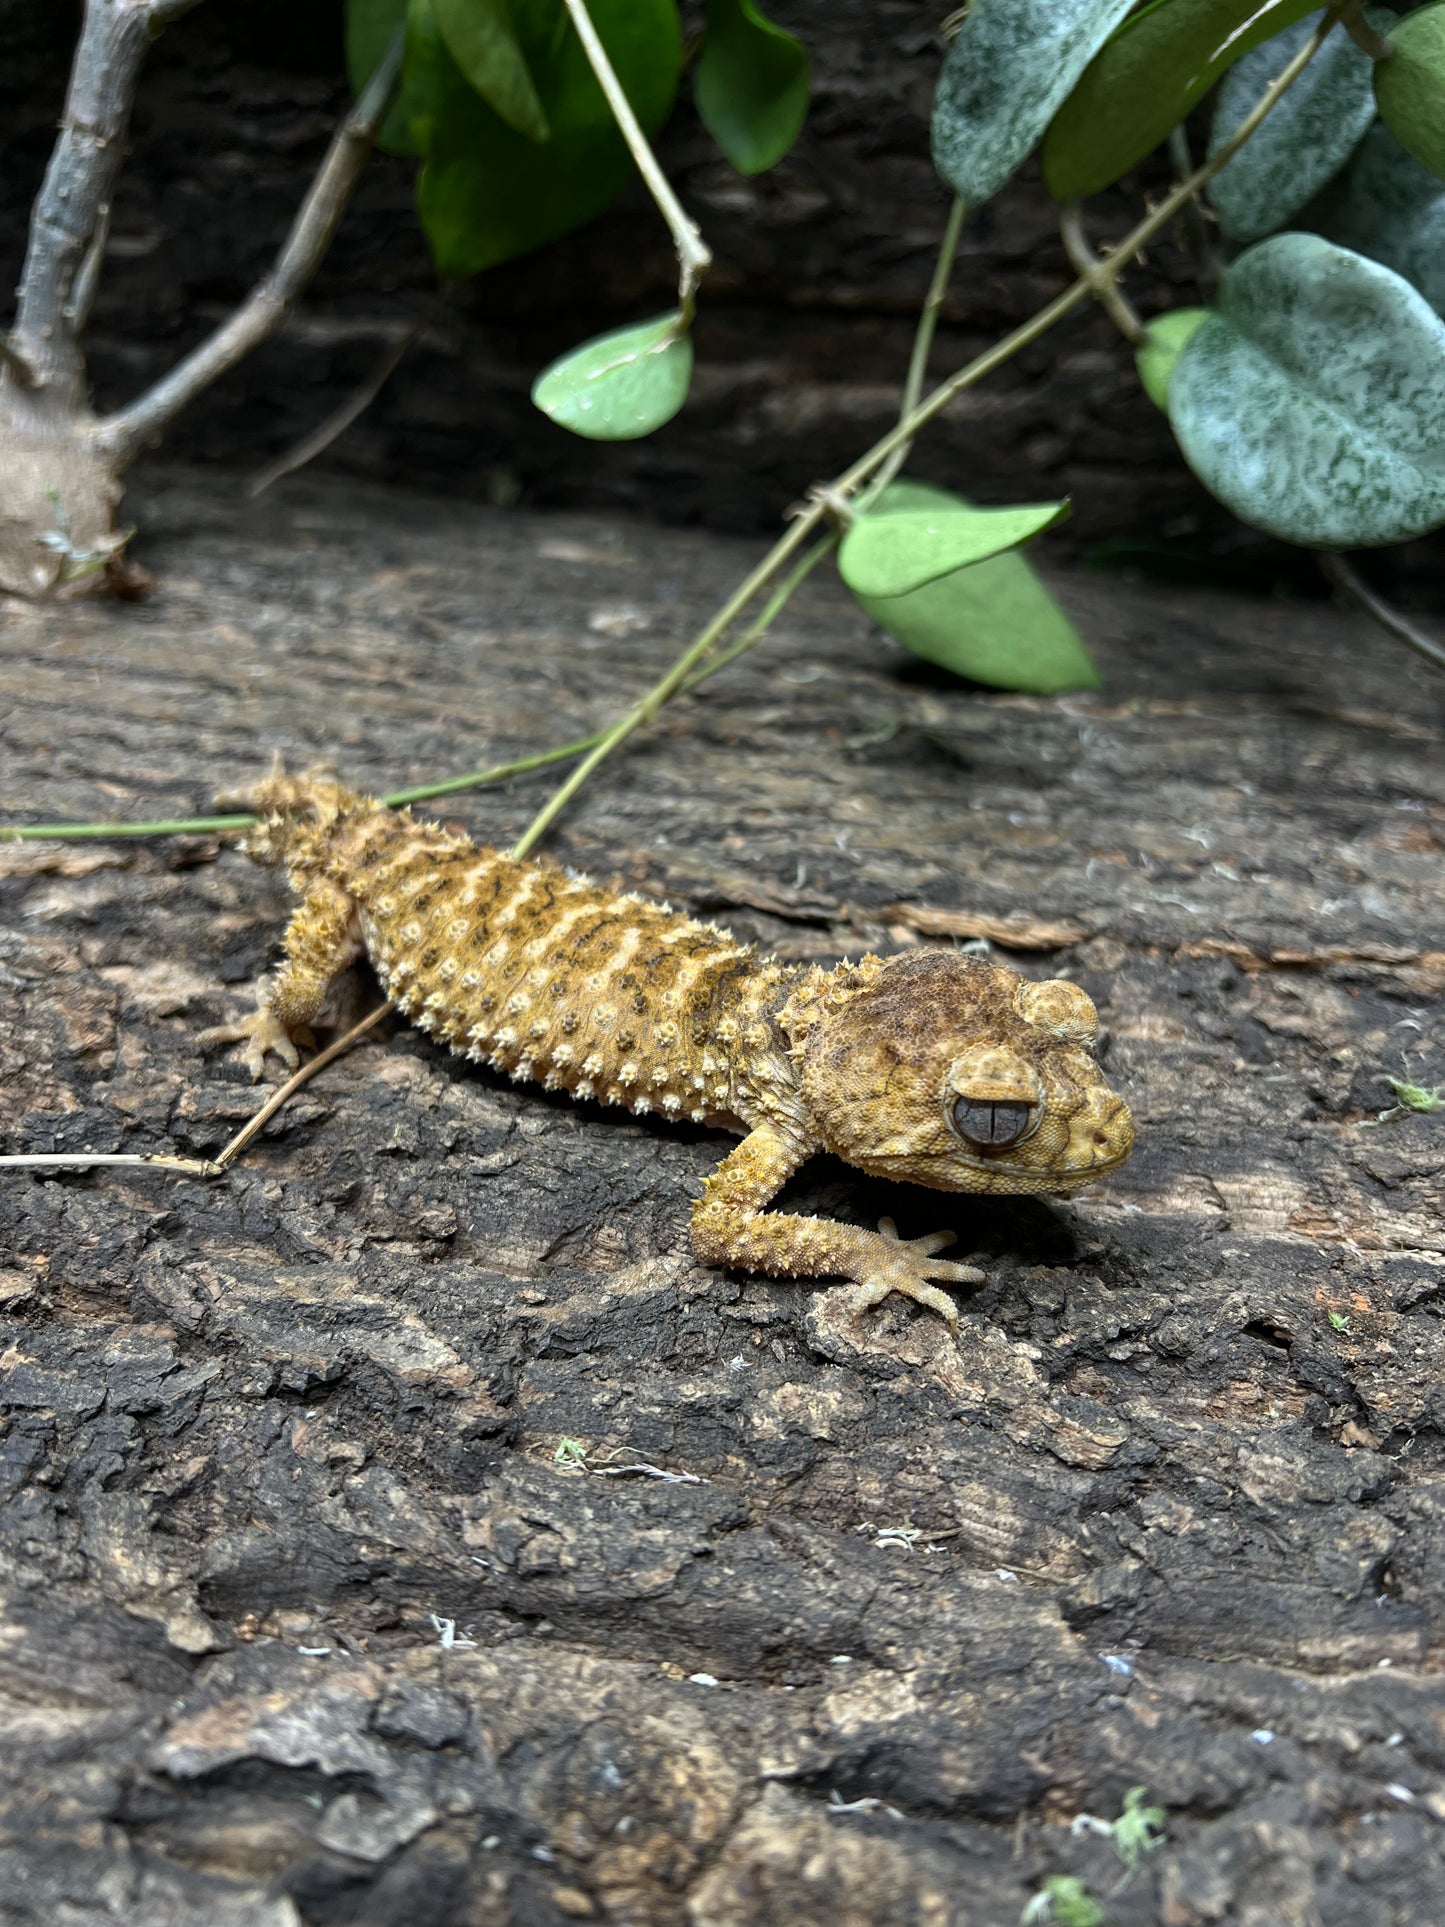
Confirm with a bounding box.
[347,0,416,155]
[694,0,808,176]
[1207,8,1384,241]
[532,312,693,439]
[848,483,1101,695]
[416,0,681,277]
[1375,1,1445,183]
[404,0,464,156]
[1168,233,1445,545]
[930,0,1134,207]
[1052,1880,1107,1927]
[1042,0,1324,201]
[433,0,549,141]
[1312,122,1445,318]
[1136,307,1210,411]
[839,499,1069,598]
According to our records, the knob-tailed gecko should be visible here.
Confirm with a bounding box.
[201,769,1134,1325]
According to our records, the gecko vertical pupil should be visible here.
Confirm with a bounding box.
[952,1097,1033,1148]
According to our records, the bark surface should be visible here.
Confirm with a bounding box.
[1,471,1444,1925]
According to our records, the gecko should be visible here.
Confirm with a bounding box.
[198,767,1134,1326]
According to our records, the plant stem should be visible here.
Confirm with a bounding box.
[1166,125,1220,300]
[510,5,1340,856]
[1317,551,1445,673]
[853,8,1340,480]
[7,8,1338,853]
[1340,3,1394,59]
[212,1002,392,1168]
[674,535,838,685]
[1,742,606,842]
[561,0,711,323]
[248,325,416,498]
[2,813,258,843]
[0,574,847,846]
[1059,204,1145,345]
[10,0,160,406]
[509,515,816,859]
[0,1152,222,1176]
[384,734,606,808]
[631,200,973,713]
[95,27,404,465]
[868,195,968,503]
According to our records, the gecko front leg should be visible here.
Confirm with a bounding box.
[690,1123,983,1329]
[198,878,364,1080]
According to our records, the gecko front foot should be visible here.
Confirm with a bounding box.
[197,1003,310,1082]
[846,1217,984,1330]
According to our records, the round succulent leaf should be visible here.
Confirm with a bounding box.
[839,499,1069,599]
[849,483,1101,696]
[1207,9,1385,242]
[1312,122,1445,318]
[433,0,549,142]
[930,0,1135,208]
[532,313,693,440]
[1042,0,1323,202]
[346,0,416,155]
[1168,233,1445,545]
[694,0,808,176]
[1375,1,1445,183]
[1136,308,1210,412]
[417,0,680,277]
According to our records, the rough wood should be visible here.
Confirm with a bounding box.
[2,470,1444,1925]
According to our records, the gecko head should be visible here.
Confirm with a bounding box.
[780,949,1133,1196]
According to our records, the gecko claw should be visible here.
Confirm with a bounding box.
[846,1217,985,1330]
[197,1007,307,1081]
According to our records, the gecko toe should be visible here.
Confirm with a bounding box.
[848,1222,985,1330]
[198,1009,302,1081]
[849,1271,960,1331]
[878,1216,956,1259]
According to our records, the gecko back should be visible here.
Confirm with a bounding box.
[225,769,792,1126]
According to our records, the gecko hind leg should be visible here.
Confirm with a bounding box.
[198,878,362,1082]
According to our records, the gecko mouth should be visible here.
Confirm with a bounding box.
[862,1144,1133,1192]
[959,1150,1131,1189]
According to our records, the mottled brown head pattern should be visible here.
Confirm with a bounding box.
[780,949,1133,1196]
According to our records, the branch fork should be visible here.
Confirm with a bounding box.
[0,0,401,597]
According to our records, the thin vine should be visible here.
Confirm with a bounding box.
[3,8,1341,857]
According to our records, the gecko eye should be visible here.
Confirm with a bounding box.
[951,1097,1035,1148]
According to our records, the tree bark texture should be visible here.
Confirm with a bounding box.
[1,471,1443,1922]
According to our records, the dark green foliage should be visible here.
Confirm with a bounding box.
[694,0,809,176]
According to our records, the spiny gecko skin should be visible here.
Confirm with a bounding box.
[200,770,1135,1326]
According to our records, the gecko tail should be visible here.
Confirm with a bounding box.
[216,754,356,817]
[217,756,373,865]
